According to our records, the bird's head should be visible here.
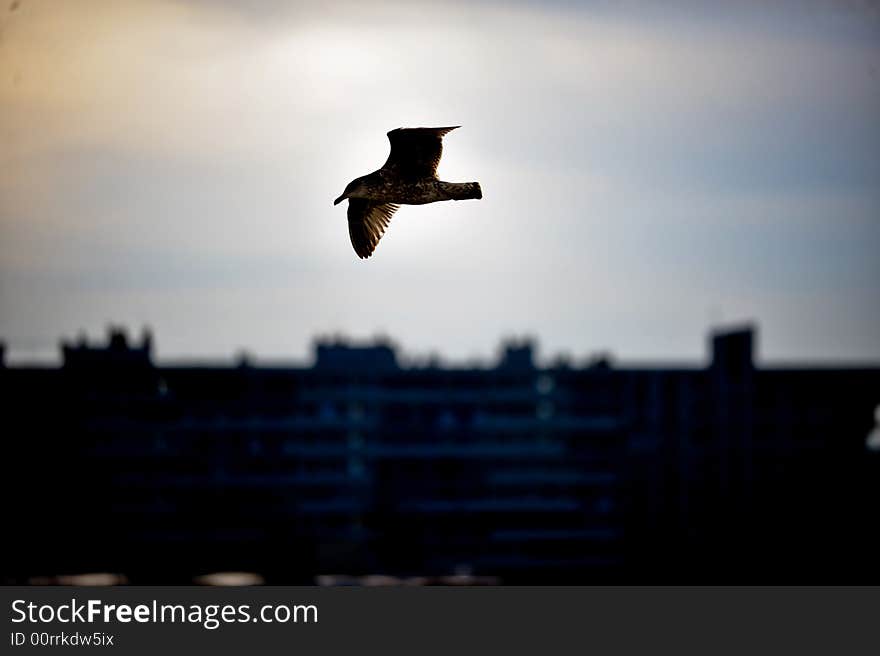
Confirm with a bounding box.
[334,177,369,205]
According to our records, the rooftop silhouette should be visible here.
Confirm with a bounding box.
[2,324,878,584]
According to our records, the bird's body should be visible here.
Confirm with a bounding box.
[347,169,481,206]
[334,126,482,258]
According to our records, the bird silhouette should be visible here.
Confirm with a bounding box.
[334,126,482,258]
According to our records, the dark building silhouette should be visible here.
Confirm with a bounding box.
[2,325,878,583]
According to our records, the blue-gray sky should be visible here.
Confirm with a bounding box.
[1,0,879,364]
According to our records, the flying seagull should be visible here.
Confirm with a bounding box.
[334,126,482,258]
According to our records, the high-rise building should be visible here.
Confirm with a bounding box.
[2,326,877,583]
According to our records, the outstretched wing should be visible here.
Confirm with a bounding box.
[347,199,399,259]
[382,126,459,179]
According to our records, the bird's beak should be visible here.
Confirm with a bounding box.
[333,194,345,206]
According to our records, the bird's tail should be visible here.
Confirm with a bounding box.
[440,181,483,201]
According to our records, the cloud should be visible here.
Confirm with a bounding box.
[1,0,878,362]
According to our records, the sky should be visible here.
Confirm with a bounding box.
[1,0,879,365]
